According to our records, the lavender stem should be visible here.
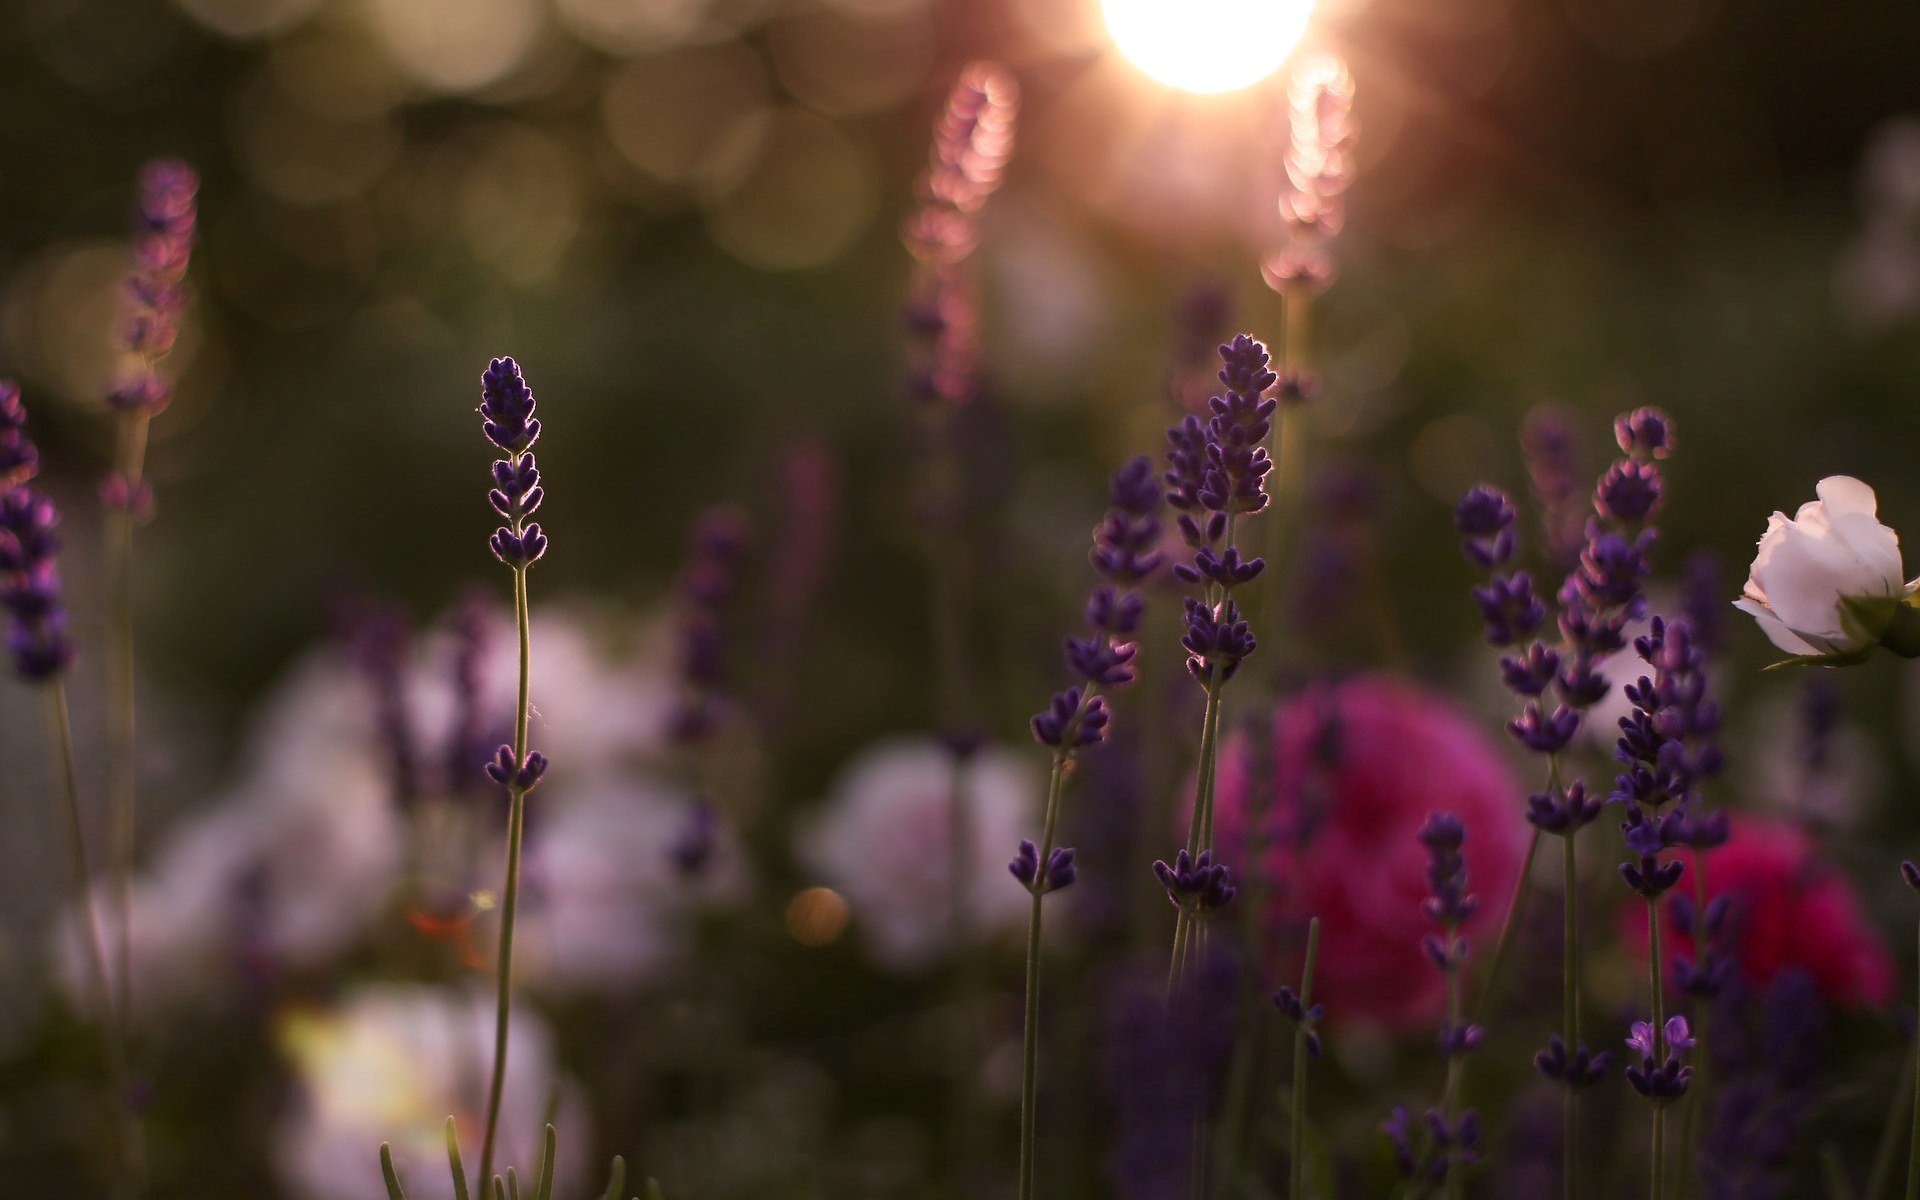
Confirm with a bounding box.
[1866,1036,1916,1199]
[104,418,143,1040]
[1289,916,1321,1200]
[48,680,141,1194]
[1563,826,1580,1200]
[1471,827,1542,1024]
[1017,748,1071,1200]
[1908,918,1920,1200]
[1650,898,1666,1200]
[478,564,532,1187]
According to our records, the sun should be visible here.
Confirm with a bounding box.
[1101,0,1315,95]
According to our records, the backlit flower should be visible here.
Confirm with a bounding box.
[1735,475,1917,661]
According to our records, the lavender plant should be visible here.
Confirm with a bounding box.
[1272,916,1325,1200]
[1453,407,1679,1195]
[1,383,140,1187]
[101,158,197,1037]
[1384,814,1484,1198]
[1158,333,1278,987]
[474,355,551,1188]
[1014,453,1160,1200]
[666,505,751,867]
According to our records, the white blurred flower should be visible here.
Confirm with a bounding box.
[274,985,587,1200]
[55,744,400,1018]
[516,779,748,995]
[799,738,1038,971]
[1735,476,1915,660]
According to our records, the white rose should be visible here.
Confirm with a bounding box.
[1734,475,1917,658]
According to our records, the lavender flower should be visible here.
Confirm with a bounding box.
[1521,405,1588,570]
[1696,971,1826,1200]
[902,63,1018,408]
[1151,848,1236,912]
[0,384,75,682]
[1016,454,1160,1200]
[1265,52,1355,295]
[668,506,750,745]
[108,159,197,415]
[342,599,422,810]
[1624,1015,1694,1102]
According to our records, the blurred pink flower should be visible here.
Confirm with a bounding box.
[1638,815,1894,1009]
[1212,674,1529,1030]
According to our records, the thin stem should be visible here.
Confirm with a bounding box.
[1017,751,1071,1200]
[1650,898,1666,1200]
[1867,1033,1917,1200]
[48,682,140,1193]
[1907,919,1920,1200]
[1563,828,1580,1200]
[478,566,533,1187]
[1182,678,1225,857]
[1289,917,1321,1200]
[1441,954,1464,1200]
[105,409,151,1032]
[1471,827,1542,1024]
[946,747,979,1193]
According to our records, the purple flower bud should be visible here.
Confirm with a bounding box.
[1152,848,1237,912]
[1498,642,1560,696]
[1454,484,1517,568]
[1614,406,1673,460]
[1594,459,1662,524]
[1471,571,1546,645]
[1903,860,1920,893]
[1508,702,1579,754]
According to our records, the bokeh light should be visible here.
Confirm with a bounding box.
[1101,0,1314,93]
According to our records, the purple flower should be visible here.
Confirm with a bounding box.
[480,357,547,570]
[668,505,751,745]
[1029,457,1159,748]
[0,385,75,682]
[1009,838,1077,893]
[1180,597,1255,683]
[1534,1034,1611,1087]
[1419,812,1479,928]
[1470,571,1546,646]
[1614,406,1673,460]
[1624,1015,1694,1102]
[109,159,198,412]
[1525,781,1602,834]
[1453,484,1517,569]
[341,598,422,809]
[1152,848,1237,912]
[1508,702,1579,754]
[1520,405,1588,569]
[1272,985,1326,1058]
[484,745,548,791]
[1498,642,1560,696]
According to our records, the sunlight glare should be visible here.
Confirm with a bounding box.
[1101,0,1314,95]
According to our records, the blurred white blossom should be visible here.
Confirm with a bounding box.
[273,985,587,1200]
[799,737,1037,971]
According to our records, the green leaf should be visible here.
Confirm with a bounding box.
[600,1157,626,1200]
[491,1176,508,1200]
[506,1166,521,1200]
[533,1124,556,1200]
[380,1144,410,1200]
[644,1180,667,1200]
[446,1117,471,1200]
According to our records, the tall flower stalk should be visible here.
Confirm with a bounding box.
[1382,814,1484,1198]
[1013,455,1159,1200]
[101,159,197,1032]
[1273,918,1324,1199]
[474,356,551,1188]
[900,67,1017,1175]
[1,382,140,1189]
[1157,334,1277,987]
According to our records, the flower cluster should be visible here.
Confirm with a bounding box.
[109,159,198,416]
[480,356,548,570]
[1614,616,1724,899]
[0,384,74,681]
[1272,983,1325,1059]
[1383,1105,1480,1185]
[1009,839,1076,895]
[1166,334,1275,684]
[1029,456,1160,750]
[1520,405,1587,570]
[1624,1015,1694,1102]
[667,506,751,745]
[1265,52,1355,295]
[1418,814,1483,1057]
[901,63,1018,407]
[1696,971,1826,1199]
[1152,848,1236,912]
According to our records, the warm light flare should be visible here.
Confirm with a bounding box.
[1101,0,1314,94]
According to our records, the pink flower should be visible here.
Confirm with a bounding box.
[1639,815,1893,1009]
[1212,674,1529,1030]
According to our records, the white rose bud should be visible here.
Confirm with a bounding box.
[1734,475,1920,662]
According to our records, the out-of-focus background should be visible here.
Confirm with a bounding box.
[5,0,1920,1195]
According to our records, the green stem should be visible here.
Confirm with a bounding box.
[48,682,140,1193]
[1472,827,1542,1024]
[105,408,150,1035]
[1289,918,1321,1200]
[1441,954,1464,1200]
[1563,827,1580,1200]
[1867,1033,1916,1200]
[1907,919,1920,1200]
[478,566,533,1187]
[1017,751,1071,1200]
[1650,899,1666,1200]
